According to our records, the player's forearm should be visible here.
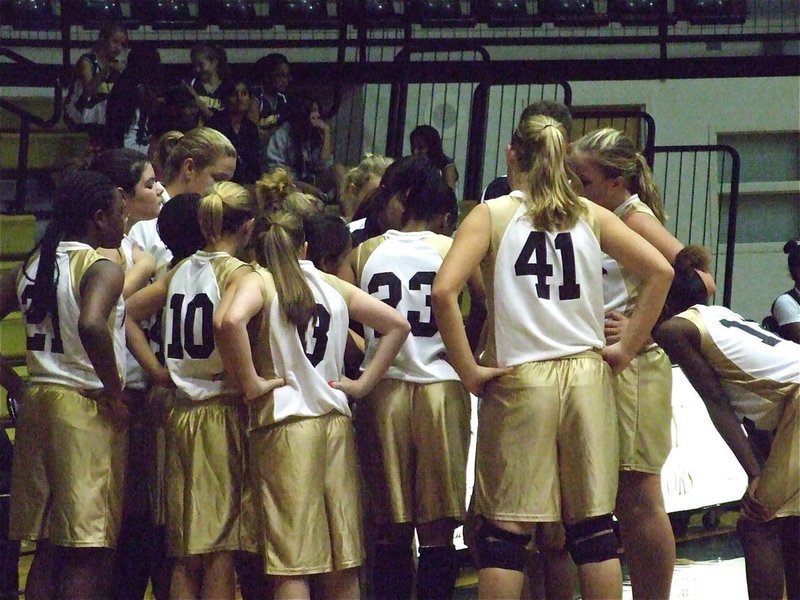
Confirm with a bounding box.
[433,288,479,379]
[80,320,123,397]
[216,315,261,398]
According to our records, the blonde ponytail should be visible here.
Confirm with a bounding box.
[513,115,584,231]
[253,211,315,331]
[198,181,255,243]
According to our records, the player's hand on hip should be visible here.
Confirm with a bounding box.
[602,342,635,375]
[244,376,286,404]
[740,477,773,523]
[464,365,512,397]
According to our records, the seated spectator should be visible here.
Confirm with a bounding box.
[339,154,393,226]
[148,84,202,149]
[186,42,228,122]
[64,23,128,150]
[770,240,800,343]
[410,125,458,191]
[265,96,341,201]
[105,44,162,154]
[250,53,291,133]
[208,79,262,184]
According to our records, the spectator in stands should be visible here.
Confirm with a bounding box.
[148,84,203,152]
[105,44,163,154]
[251,53,291,133]
[265,96,341,201]
[410,125,458,191]
[770,240,800,343]
[208,79,262,185]
[339,154,394,228]
[186,42,229,122]
[64,23,129,150]
[480,100,573,202]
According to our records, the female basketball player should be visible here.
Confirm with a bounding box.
[569,128,703,599]
[214,210,409,600]
[125,181,257,599]
[0,171,127,599]
[432,115,673,600]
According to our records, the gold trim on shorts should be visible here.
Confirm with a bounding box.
[9,383,127,548]
[164,394,257,556]
[475,352,618,524]
[358,378,471,524]
[614,346,673,474]
[250,411,364,575]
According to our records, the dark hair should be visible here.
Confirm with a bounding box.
[90,148,149,196]
[305,213,351,273]
[150,84,202,138]
[157,193,205,266]
[98,22,127,42]
[105,45,162,147]
[520,101,573,139]
[785,240,800,275]
[403,163,455,223]
[409,125,446,167]
[219,78,249,99]
[283,96,321,174]
[257,53,289,82]
[22,171,117,323]
[661,245,712,320]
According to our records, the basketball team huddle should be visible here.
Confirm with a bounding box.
[0,101,797,600]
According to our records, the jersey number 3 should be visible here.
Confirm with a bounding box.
[368,271,437,337]
[300,304,331,367]
[514,231,581,300]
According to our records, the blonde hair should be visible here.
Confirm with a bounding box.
[512,114,585,231]
[153,130,183,177]
[283,191,324,220]
[162,127,237,185]
[572,128,666,224]
[341,154,393,202]
[254,167,297,213]
[198,181,255,243]
[252,211,315,331]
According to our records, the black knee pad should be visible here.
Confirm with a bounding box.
[476,521,532,572]
[565,515,618,566]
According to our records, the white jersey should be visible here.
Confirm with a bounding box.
[602,194,652,316]
[119,235,149,391]
[248,261,352,429]
[772,288,800,327]
[482,191,605,367]
[128,208,171,280]
[354,230,458,383]
[18,241,126,390]
[678,304,800,430]
[165,250,249,401]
